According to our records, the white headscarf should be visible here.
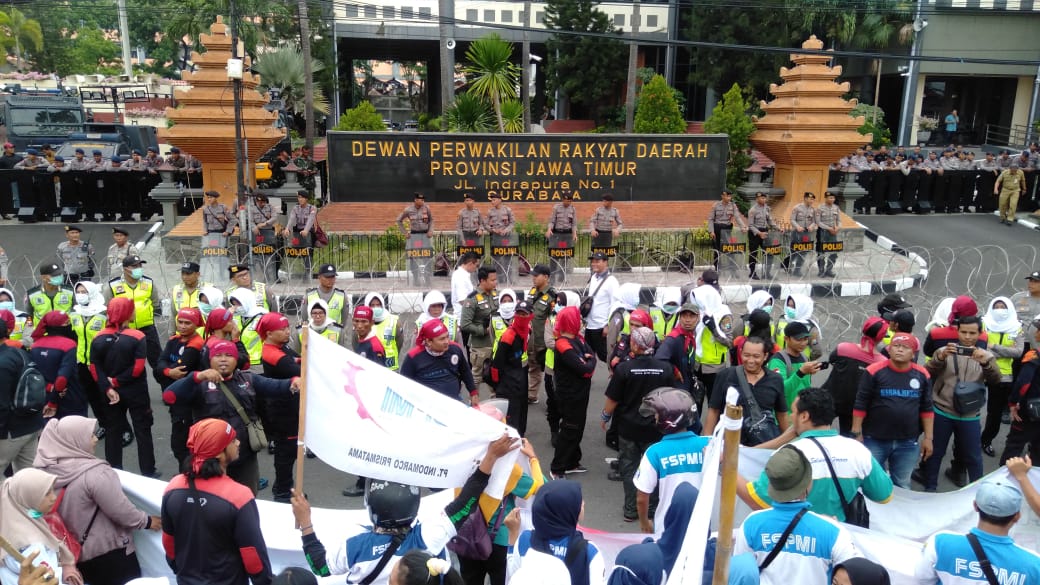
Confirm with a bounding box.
[786,293,822,343]
[228,287,266,319]
[556,291,580,314]
[609,282,643,315]
[71,281,106,317]
[746,290,774,316]
[692,285,727,358]
[0,287,25,316]
[982,296,1020,335]
[198,286,224,313]
[926,297,956,332]
[655,287,681,314]
[418,290,448,326]
[497,288,518,320]
[308,298,332,331]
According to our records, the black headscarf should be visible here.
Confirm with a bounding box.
[835,557,891,585]
[530,480,589,585]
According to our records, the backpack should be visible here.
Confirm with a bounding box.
[13,349,47,416]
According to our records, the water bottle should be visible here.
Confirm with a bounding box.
[161,298,172,319]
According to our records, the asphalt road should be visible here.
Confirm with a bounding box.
[8,212,1036,534]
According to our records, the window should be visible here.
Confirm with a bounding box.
[501,10,512,22]
[383,6,395,19]
[536,11,545,23]
[647,14,658,28]
[363,5,376,18]
[484,9,495,21]
[345,5,358,17]
[418,6,432,18]
[613,14,624,26]
[466,8,477,21]
[401,7,413,18]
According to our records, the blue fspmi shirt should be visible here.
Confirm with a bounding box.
[915,528,1040,585]
[632,431,710,537]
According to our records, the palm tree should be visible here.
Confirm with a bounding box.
[254,47,330,118]
[166,0,292,59]
[0,8,43,69]
[499,100,525,133]
[445,93,493,132]
[464,34,521,133]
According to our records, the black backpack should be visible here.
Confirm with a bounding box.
[12,349,47,416]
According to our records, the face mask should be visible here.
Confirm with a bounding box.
[371,307,385,321]
[27,509,43,519]
[785,307,798,320]
[234,305,249,317]
[499,302,516,320]
[199,302,212,315]
[0,301,13,311]
[720,318,733,333]
[662,303,679,315]
[991,308,1010,322]
[74,294,89,306]
[130,268,144,280]
[49,276,64,286]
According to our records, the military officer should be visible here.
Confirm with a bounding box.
[226,264,272,311]
[25,263,75,325]
[57,224,96,285]
[526,264,556,404]
[397,192,434,234]
[306,264,349,325]
[815,190,842,278]
[456,192,485,244]
[589,193,623,248]
[104,254,162,369]
[545,192,577,285]
[487,193,516,284]
[106,227,139,279]
[202,190,238,236]
[460,265,499,396]
[707,190,747,271]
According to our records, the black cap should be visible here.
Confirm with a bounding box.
[562,192,573,200]
[784,321,811,340]
[489,193,501,199]
[39,263,62,276]
[228,263,250,276]
[1026,271,1040,281]
[170,146,181,153]
[92,149,102,156]
[601,193,614,201]
[463,193,473,200]
[64,224,81,233]
[589,251,608,261]
[297,190,309,198]
[413,192,425,199]
[877,293,911,315]
[531,264,551,277]
[112,226,129,236]
[180,262,200,273]
[147,146,158,152]
[132,149,142,156]
[701,269,719,286]
[74,148,84,154]
[53,156,64,162]
[316,263,337,276]
[889,309,916,331]
[515,300,533,314]
[122,255,145,267]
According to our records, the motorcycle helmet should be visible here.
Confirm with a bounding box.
[639,387,697,433]
[365,479,421,530]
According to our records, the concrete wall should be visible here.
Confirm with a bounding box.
[918,13,1039,77]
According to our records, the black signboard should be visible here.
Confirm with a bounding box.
[327,132,728,203]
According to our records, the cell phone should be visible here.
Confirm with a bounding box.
[955,345,975,356]
[817,361,830,371]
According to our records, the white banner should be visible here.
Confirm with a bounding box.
[303,333,518,494]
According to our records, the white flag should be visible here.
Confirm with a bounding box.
[303,333,519,495]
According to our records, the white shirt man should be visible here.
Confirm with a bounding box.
[584,251,619,362]
[451,253,479,316]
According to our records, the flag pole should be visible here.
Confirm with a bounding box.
[294,326,310,504]
[712,402,743,585]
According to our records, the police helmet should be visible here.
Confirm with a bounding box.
[365,479,420,529]
[639,387,697,433]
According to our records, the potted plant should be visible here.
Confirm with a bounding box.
[915,116,939,144]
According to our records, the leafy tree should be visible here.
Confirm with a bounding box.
[500,100,525,133]
[850,102,889,147]
[0,8,42,67]
[463,34,520,133]
[703,83,755,192]
[255,47,330,122]
[444,93,493,133]
[162,0,293,60]
[634,75,685,134]
[334,101,386,131]
[544,0,626,121]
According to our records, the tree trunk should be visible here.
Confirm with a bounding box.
[298,0,315,149]
[493,91,504,133]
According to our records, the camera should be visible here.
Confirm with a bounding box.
[817,361,831,371]
[955,345,975,356]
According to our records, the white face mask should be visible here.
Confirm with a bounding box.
[662,303,679,315]
[75,293,89,306]
[234,305,249,317]
[991,308,1010,322]
[371,307,385,321]
[0,301,13,311]
[499,302,517,320]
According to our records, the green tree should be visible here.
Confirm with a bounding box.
[463,34,520,133]
[255,47,330,118]
[162,0,293,60]
[500,100,525,133]
[444,93,493,133]
[334,101,387,131]
[850,102,888,148]
[703,83,755,192]
[544,0,627,121]
[634,75,686,134]
[0,8,42,68]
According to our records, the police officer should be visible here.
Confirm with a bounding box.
[142,146,163,170]
[104,254,163,369]
[13,148,46,169]
[170,262,211,336]
[397,192,433,234]
[545,192,577,285]
[57,224,96,285]
[976,151,1001,213]
[250,192,280,282]
[707,190,747,271]
[25,263,75,325]
[747,191,779,280]
[202,190,238,236]
[306,264,349,325]
[589,193,623,249]
[226,264,272,311]
[786,192,817,277]
[106,227,139,279]
[815,190,842,278]
[526,264,556,404]
[460,265,499,396]
[456,192,485,246]
[487,193,516,284]
[66,148,92,171]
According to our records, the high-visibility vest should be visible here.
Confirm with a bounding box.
[27,287,74,323]
[697,326,728,366]
[9,313,28,344]
[415,314,459,342]
[991,329,1021,377]
[650,308,677,341]
[171,282,213,312]
[226,282,270,311]
[491,316,527,364]
[70,312,107,364]
[374,314,400,371]
[306,289,349,325]
[545,316,556,370]
[237,315,264,366]
[109,278,155,329]
[299,324,344,346]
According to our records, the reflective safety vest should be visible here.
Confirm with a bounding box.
[991,329,1021,377]
[109,278,155,329]
[9,312,28,345]
[697,326,728,366]
[226,282,270,311]
[545,316,557,370]
[306,289,349,325]
[650,308,677,341]
[299,324,344,346]
[374,314,400,371]
[171,282,213,312]
[237,315,264,366]
[415,314,458,343]
[27,287,74,323]
[70,312,107,364]
[491,316,527,364]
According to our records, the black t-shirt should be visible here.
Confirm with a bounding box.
[604,355,677,442]
[708,366,786,417]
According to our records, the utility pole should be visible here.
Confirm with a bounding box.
[624,0,640,133]
[438,0,455,113]
[522,0,531,132]
[299,0,315,150]
[229,0,246,202]
[116,0,133,78]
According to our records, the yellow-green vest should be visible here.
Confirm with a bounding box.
[171,282,213,312]
[226,282,270,311]
[374,314,400,371]
[109,278,155,329]
[491,316,527,364]
[991,329,1021,377]
[545,315,557,370]
[237,315,264,366]
[9,313,28,344]
[415,314,458,342]
[306,289,349,325]
[70,312,107,364]
[27,287,74,323]
[650,308,677,341]
[299,324,343,346]
[697,326,728,366]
